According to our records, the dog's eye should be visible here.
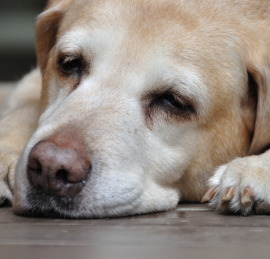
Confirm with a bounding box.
[58,55,85,77]
[151,91,196,119]
[155,92,183,109]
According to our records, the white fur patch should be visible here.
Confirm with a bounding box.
[209,152,270,213]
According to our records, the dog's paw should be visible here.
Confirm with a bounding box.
[0,147,18,206]
[202,152,270,216]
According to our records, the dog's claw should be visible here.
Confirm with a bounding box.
[201,186,218,203]
[240,186,254,216]
[219,186,235,213]
[222,186,235,202]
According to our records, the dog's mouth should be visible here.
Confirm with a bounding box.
[16,178,145,219]
[21,188,84,218]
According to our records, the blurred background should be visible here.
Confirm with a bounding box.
[0,1,47,81]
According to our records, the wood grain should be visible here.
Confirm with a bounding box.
[0,204,270,258]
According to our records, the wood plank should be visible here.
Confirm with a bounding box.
[1,245,270,259]
[0,204,270,258]
[0,204,270,247]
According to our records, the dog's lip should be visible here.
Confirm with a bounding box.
[15,183,144,219]
[13,185,79,215]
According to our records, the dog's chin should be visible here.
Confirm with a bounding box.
[18,189,82,218]
[15,187,143,219]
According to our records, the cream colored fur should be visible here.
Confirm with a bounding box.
[0,0,269,217]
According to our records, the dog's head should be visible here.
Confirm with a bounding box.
[13,0,270,218]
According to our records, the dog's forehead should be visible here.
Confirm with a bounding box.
[57,0,240,74]
[58,0,199,53]
[62,0,199,29]
[56,0,206,81]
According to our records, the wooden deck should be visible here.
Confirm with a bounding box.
[1,204,270,259]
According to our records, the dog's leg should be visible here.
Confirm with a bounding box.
[0,70,40,205]
[202,150,270,216]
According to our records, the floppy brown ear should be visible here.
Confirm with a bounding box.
[246,46,270,154]
[36,0,72,73]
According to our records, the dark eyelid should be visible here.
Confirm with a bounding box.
[57,52,86,77]
[57,53,82,69]
[58,52,81,59]
[167,90,197,112]
[142,87,197,125]
[59,53,81,63]
[145,87,196,110]
[158,91,196,115]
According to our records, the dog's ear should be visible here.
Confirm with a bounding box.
[245,41,270,155]
[36,0,72,72]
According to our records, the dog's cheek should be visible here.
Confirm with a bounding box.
[144,122,199,184]
[77,167,144,217]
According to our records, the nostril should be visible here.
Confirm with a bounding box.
[56,169,68,182]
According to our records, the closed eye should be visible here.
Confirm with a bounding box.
[145,89,196,122]
[57,54,86,77]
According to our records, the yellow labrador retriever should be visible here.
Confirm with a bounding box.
[0,0,270,218]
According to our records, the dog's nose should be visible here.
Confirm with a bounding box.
[27,141,90,198]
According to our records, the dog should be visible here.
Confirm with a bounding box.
[0,0,270,218]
